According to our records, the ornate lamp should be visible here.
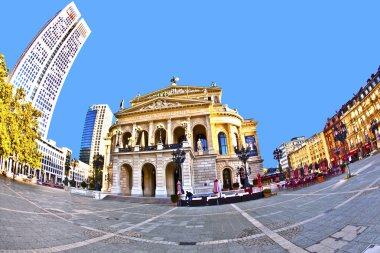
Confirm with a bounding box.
[334,122,351,178]
[273,148,284,181]
[172,147,186,194]
[234,146,253,189]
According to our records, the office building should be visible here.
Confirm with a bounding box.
[79,104,113,166]
[8,2,91,139]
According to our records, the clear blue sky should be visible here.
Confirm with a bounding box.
[1,1,380,167]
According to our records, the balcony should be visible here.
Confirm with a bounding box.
[117,143,184,153]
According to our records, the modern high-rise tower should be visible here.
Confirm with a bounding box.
[79,105,113,166]
[8,2,91,139]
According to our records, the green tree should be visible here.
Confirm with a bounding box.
[0,54,13,158]
[92,154,104,191]
[0,54,41,174]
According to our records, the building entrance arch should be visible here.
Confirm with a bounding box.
[222,168,232,189]
[165,162,179,196]
[141,163,156,197]
[120,164,132,195]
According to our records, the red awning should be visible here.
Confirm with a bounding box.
[363,143,372,150]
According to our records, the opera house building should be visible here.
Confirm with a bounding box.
[103,79,263,197]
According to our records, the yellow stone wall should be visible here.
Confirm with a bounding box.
[288,131,330,168]
[340,84,380,154]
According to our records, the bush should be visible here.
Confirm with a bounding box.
[89,181,95,190]
[252,179,258,186]
[263,188,272,194]
[232,182,240,188]
[81,181,87,189]
[69,179,76,187]
[170,194,179,203]
[63,177,69,186]
[317,172,324,177]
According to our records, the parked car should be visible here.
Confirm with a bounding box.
[42,181,53,187]
[54,183,64,189]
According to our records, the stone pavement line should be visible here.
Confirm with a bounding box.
[2,180,75,224]
[0,207,178,253]
[282,186,380,196]
[0,192,25,199]
[0,206,53,215]
[334,176,380,210]
[231,204,307,253]
[297,195,330,207]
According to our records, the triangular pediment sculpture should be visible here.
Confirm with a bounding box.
[117,96,212,116]
[130,85,221,105]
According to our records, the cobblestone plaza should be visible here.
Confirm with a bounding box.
[1,154,380,252]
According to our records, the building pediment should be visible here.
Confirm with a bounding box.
[129,85,221,105]
[116,97,211,116]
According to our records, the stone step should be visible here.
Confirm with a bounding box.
[103,194,172,205]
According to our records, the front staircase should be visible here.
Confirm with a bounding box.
[103,194,172,205]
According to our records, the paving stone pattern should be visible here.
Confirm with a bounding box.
[1,153,380,252]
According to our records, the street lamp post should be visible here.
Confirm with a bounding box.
[71,158,79,187]
[93,154,104,191]
[273,148,284,181]
[234,146,253,189]
[334,122,351,178]
[370,119,379,150]
[172,147,186,195]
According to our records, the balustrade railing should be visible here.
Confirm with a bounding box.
[163,143,182,150]
[118,147,132,152]
[142,145,157,151]
[117,144,182,152]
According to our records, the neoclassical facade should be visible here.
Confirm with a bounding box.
[102,80,263,197]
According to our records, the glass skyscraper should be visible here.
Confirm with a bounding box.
[8,2,91,139]
[79,105,113,166]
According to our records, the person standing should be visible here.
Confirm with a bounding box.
[185,191,193,206]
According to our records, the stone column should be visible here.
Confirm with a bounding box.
[254,133,261,157]
[186,117,192,147]
[237,127,243,149]
[155,153,167,197]
[182,150,193,193]
[205,116,214,153]
[167,119,172,144]
[239,129,246,148]
[110,158,121,194]
[228,124,235,154]
[131,154,143,196]
[149,121,154,145]
[132,123,137,145]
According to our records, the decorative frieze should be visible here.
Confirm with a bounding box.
[139,100,182,111]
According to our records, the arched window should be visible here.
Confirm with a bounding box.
[218,132,228,155]
[196,134,207,151]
